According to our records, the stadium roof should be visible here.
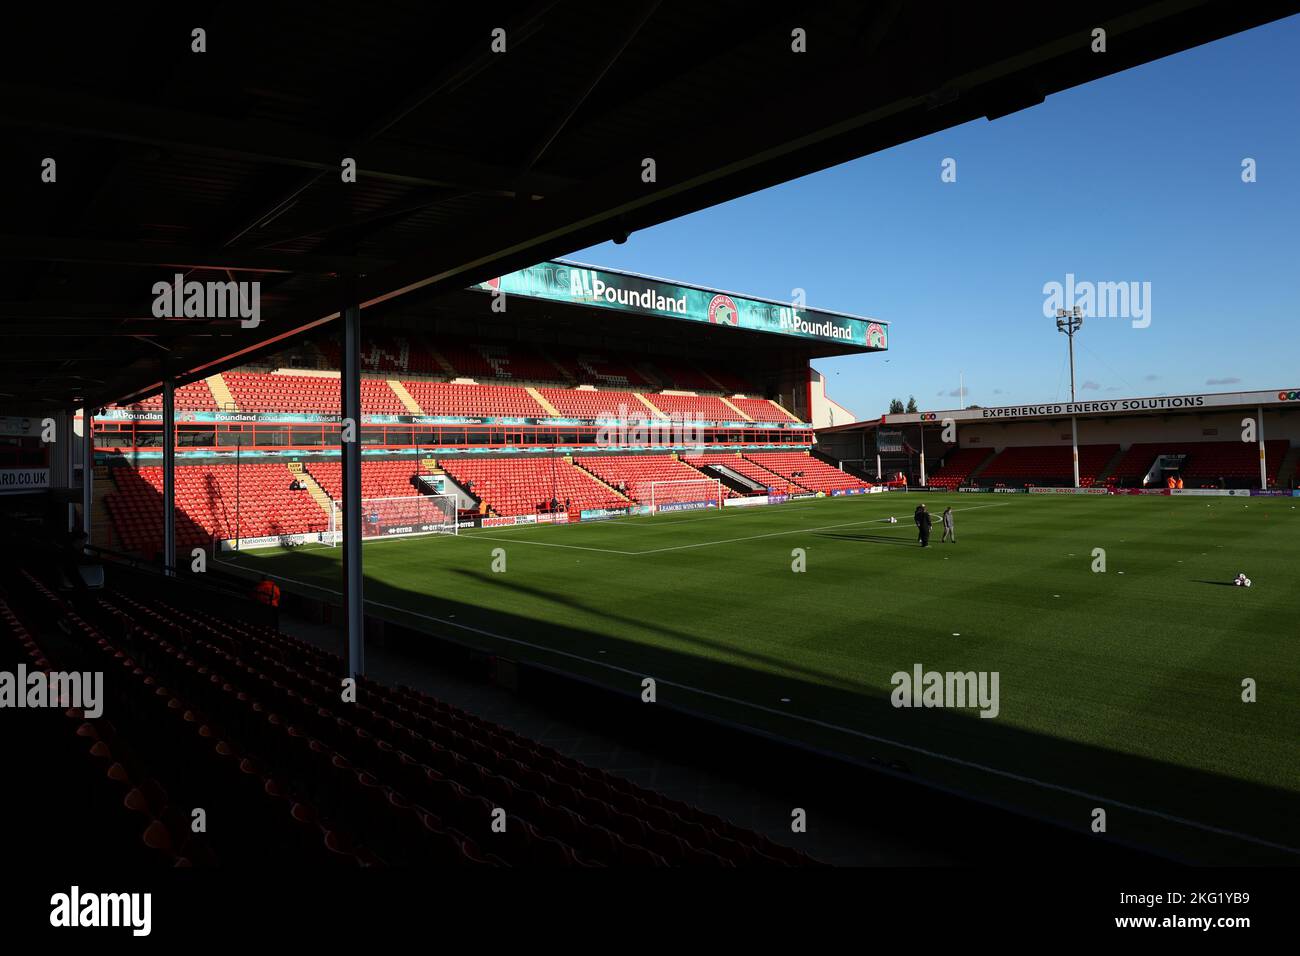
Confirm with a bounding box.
[3,1,1296,412]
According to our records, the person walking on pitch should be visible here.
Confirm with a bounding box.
[914,503,933,548]
[941,506,955,543]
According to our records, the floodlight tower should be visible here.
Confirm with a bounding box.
[1056,307,1083,488]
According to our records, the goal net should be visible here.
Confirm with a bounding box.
[328,494,459,545]
[644,478,723,515]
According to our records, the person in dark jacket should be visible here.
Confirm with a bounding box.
[914,504,933,547]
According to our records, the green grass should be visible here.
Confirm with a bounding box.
[223,493,1300,862]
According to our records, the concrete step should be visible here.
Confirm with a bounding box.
[1274,445,1300,489]
[718,396,751,421]
[387,379,424,414]
[206,373,238,411]
[526,386,561,417]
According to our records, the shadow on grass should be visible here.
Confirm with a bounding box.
[813,531,917,547]
[221,545,1300,865]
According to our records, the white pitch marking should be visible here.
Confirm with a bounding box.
[246,565,1300,858]
[628,502,1014,556]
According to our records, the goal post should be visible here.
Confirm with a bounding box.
[328,494,459,545]
[645,478,723,515]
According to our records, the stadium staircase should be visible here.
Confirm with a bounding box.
[633,392,668,419]
[572,458,635,502]
[206,373,238,410]
[958,449,997,484]
[536,347,577,384]
[699,368,728,392]
[1276,445,1300,490]
[684,453,784,492]
[427,346,459,378]
[1095,446,1129,486]
[386,379,424,414]
[527,386,562,417]
[745,452,870,494]
[719,397,799,423]
[681,454,767,496]
[91,466,118,549]
[290,463,336,519]
[716,396,751,421]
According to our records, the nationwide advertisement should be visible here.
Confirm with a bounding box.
[723,495,770,507]
[476,260,887,349]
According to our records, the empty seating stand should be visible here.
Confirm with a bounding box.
[105,463,330,553]
[977,444,1120,487]
[744,453,869,493]
[728,397,798,422]
[683,453,788,491]
[576,455,736,502]
[537,388,646,419]
[305,461,427,501]
[927,448,992,489]
[223,372,342,414]
[0,557,816,866]
[401,382,547,418]
[440,458,626,516]
[646,393,741,420]
[1109,440,1288,486]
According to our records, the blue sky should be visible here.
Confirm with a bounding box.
[571,14,1300,421]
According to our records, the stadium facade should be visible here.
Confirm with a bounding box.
[817,386,1300,492]
[0,261,884,555]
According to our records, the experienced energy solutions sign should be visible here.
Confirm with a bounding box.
[477,261,887,349]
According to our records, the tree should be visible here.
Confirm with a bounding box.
[905,395,918,414]
[888,398,905,415]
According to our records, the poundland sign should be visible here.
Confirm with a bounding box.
[477,261,886,349]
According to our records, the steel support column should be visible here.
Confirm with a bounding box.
[1257,405,1267,490]
[162,380,176,573]
[81,409,93,541]
[918,424,926,487]
[341,302,365,678]
[1071,415,1081,489]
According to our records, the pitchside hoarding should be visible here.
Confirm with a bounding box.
[476,260,888,350]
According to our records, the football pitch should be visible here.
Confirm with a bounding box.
[223,493,1300,863]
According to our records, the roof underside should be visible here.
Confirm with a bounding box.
[1,0,1295,410]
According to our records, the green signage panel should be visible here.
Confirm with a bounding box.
[477,261,887,349]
